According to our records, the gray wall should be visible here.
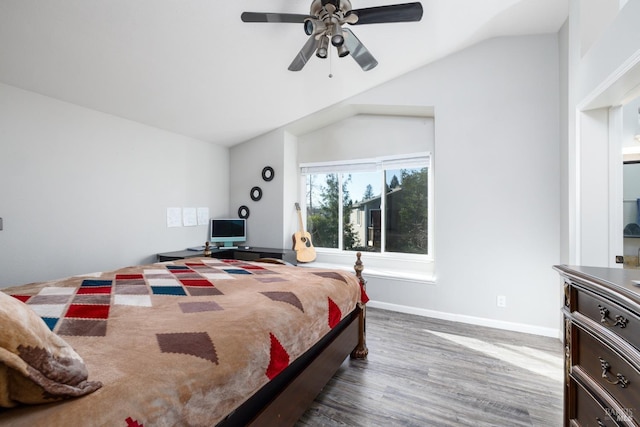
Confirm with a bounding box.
[1,33,564,336]
[228,128,297,250]
[0,83,229,287]
[232,34,562,337]
[351,35,561,336]
[298,115,434,163]
[565,0,640,269]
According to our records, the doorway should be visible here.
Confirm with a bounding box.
[623,161,640,267]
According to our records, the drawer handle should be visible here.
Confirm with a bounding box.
[599,357,630,388]
[598,305,629,328]
[596,418,606,427]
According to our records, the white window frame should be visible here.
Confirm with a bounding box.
[300,152,433,260]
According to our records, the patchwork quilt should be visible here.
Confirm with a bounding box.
[0,258,366,426]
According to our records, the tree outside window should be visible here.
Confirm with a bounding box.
[303,157,429,255]
[384,168,428,253]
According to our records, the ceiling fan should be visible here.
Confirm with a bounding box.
[241,1,423,72]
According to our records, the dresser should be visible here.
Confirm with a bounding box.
[555,265,640,427]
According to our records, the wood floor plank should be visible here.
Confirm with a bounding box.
[297,308,563,426]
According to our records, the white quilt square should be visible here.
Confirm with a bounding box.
[144,269,169,275]
[38,287,76,296]
[114,295,152,307]
[147,278,180,287]
[28,304,67,318]
[201,273,235,280]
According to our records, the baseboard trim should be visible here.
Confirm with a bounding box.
[367,301,561,339]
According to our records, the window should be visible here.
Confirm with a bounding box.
[301,154,430,256]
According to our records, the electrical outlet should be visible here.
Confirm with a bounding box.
[616,255,624,264]
[497,295,507,308]
[0,217,3,231]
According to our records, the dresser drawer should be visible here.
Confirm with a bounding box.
[576,326,640,417]
[575,286,640,350]
[556,265,640,427]
[572,378,634,426]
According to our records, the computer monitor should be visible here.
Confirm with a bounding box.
[210,218,246,248]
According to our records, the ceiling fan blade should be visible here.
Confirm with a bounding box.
[343,28,378,71]
[288,36,320,71]
[241,12,310,23]
[347,2,423,25]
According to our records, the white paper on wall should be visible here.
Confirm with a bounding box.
[183,207,197,227]
[167,207,182,227]
[197,207,209,225]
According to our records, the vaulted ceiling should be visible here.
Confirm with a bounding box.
[0,1,568,146]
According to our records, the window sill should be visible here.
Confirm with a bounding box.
[297,251,434,284]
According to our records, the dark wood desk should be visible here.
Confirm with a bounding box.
[157,247,296,265]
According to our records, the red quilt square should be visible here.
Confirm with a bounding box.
[66,304,110,319]
[171,270,194,274]
[11,295,31,303]
[116,274,144,280]
[179,279,213,287]
[77,286,112,295]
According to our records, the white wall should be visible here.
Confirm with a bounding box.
[229,128,298,250]
[559,20,571,266]
[347,35,561,336]
[282,131,300,249]
[579,0,620,56]
[236,35,562,337]
[579,109,611,266]
[564,0,640,269]
[0,83,229,287]
[577,0,640,104]
[298,115,434,163]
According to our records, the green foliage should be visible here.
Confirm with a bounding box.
[389,174,400,189]
[307,174,359,249]
[307,168,427,254]
[308,174,338,248]
[363,184,374,201]
[386,168,428,253]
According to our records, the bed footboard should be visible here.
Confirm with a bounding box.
[351,252,368,359]
[219,252,369,426]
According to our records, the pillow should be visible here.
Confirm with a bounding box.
[0,291,102,407]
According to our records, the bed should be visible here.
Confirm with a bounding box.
[0,252,368,426]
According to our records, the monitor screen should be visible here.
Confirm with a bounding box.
[210,218,246,247]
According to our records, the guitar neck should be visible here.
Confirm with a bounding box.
[295,203,305,233]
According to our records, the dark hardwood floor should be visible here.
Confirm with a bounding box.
[298,308,564,427]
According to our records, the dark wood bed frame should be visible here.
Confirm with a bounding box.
[217,252,368,426]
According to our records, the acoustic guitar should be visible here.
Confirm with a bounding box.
[293,203,316,263]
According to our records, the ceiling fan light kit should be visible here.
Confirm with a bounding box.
[241,0,423,72]
[317,36,329,58]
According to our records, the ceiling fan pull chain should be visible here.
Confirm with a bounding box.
[329,46,334,78]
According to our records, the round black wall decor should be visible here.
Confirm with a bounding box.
[262,166,274,182]
[238,205,250,219]
[250,186,263,201]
